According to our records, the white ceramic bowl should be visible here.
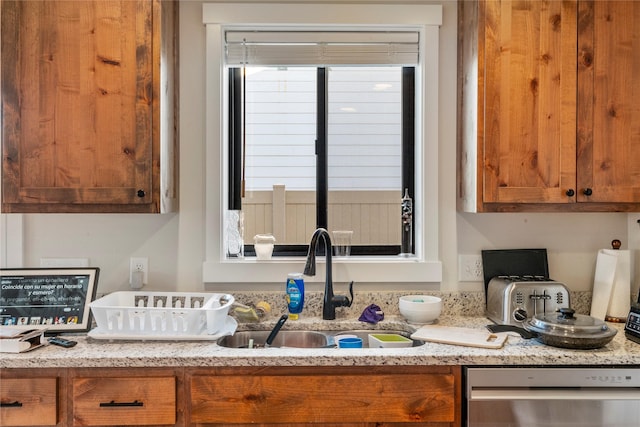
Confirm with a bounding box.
[399,295,442,324]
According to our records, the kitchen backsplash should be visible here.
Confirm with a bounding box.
[231,290,597,320]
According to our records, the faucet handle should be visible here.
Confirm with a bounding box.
[332,281,354,308]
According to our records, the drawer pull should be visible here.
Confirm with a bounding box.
[99,400,144,408]
[0,401,23,408]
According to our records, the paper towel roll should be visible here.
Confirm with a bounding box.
[590,248,631,321]
[604,249,631,320]
[590,250,617,320]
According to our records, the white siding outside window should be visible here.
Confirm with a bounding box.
[245,68,317,191]
[328,67,401,191]
[244,67,401,192]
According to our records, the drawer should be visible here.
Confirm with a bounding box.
[0,377,58,426]
[72,376,175,426]
[190,372,456,424]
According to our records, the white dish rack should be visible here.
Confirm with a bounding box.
[89,291,235,337]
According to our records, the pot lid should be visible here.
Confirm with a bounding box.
[525,308,617,339]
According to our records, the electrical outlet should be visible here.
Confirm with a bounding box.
[130,257,148,285]
[459,254,484,282]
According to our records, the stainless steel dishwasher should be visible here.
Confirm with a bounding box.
[465,367,640,426]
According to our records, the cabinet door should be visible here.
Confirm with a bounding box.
[0,377,58,426]
[482,0,577,204]
[189,367,459,425]
[1,0,160,212]
[72,376,176,426]
[577,0,640,203]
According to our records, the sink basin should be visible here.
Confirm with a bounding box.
[217,330,330,348]
[217,329,424,349]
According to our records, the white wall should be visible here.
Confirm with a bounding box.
[457,212,630,292]
[2,0,638,297]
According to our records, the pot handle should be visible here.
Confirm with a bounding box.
[486,324,538,339]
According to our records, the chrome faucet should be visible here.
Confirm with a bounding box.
[303,228,353,320]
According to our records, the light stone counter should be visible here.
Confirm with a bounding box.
[2,315,639,369]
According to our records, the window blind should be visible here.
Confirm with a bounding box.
[225,31,419,66]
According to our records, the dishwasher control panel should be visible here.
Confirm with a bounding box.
[466,367,640,388]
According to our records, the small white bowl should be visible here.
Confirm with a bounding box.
[399,295,442,324]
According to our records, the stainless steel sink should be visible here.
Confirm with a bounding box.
[217,329,424,348]
[217,330,330,348]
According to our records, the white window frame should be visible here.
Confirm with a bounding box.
[202,2,442,284]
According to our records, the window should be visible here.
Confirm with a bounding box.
[231,65,414,256]
[203,2,442,284]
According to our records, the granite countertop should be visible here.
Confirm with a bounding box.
[3,315,639,369]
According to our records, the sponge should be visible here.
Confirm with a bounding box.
[232,301,272,322]
[255,301,271,316]
[233,305,260,322]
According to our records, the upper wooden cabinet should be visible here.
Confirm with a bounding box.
[577,1,640,206]
[458,0,640,212]
[1,0,177,213]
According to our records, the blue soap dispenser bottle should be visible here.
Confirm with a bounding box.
[286,273,305,320]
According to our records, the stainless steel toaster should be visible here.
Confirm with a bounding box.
[486,276,571,325]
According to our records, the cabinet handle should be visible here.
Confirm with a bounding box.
[0,401,23,407]
[137,189,146,198]
[565,189,575,197]
[99,400,144,407]
[583,188,593,196]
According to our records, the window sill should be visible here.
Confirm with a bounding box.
[202,257,442,284]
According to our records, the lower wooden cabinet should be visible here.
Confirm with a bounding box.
[0,376,59,426]
[1,366,461,427]
[188,366,461,426]
[72,376,177,426]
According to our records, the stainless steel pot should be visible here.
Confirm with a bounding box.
[487,308,618,349]
[522,308,617,349]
